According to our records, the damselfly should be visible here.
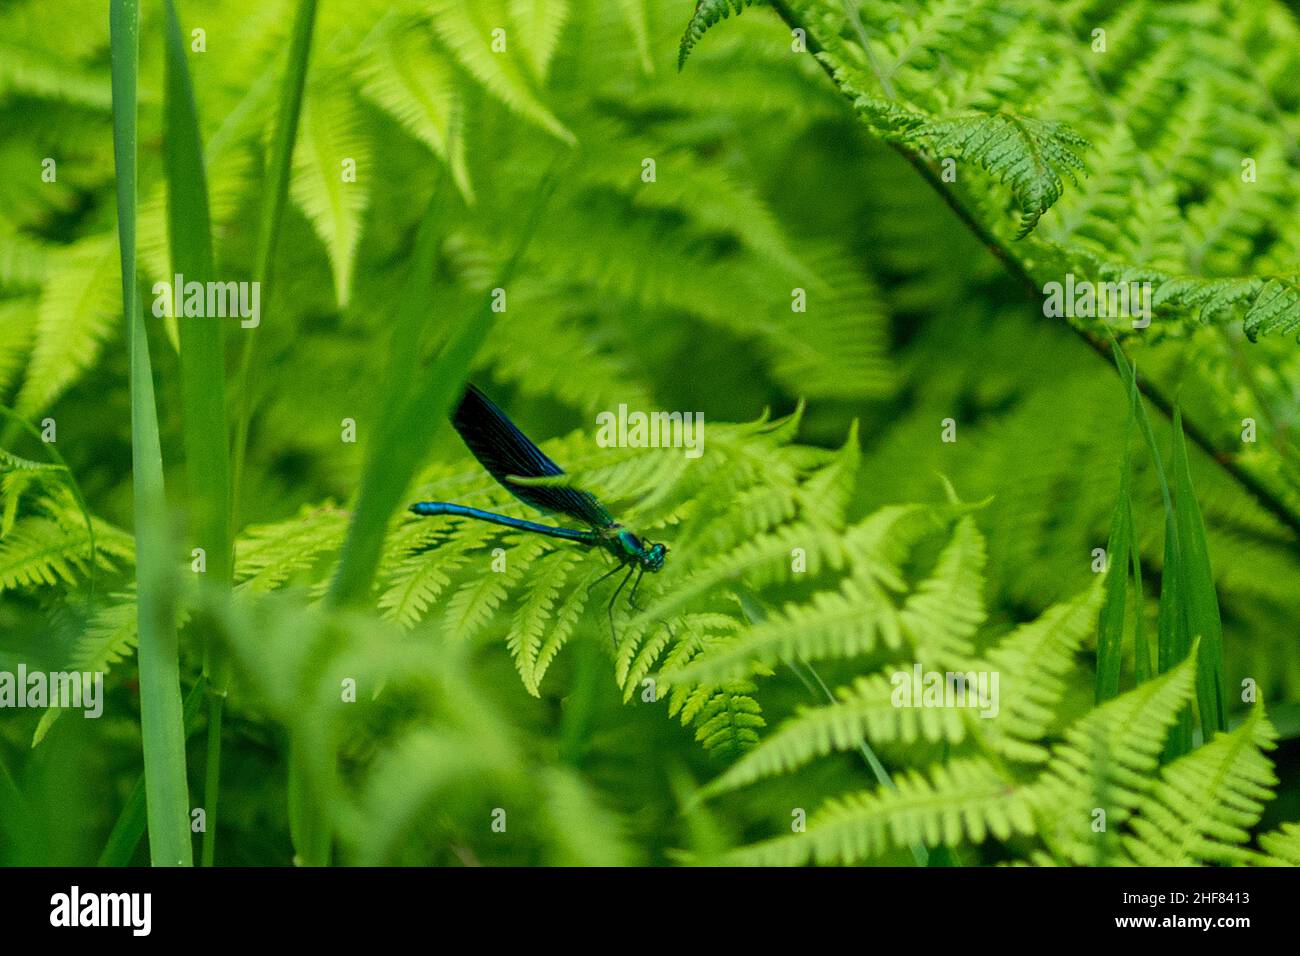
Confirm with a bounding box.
[410,384,667,639]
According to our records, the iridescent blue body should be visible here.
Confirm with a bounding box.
[409,384,668,633]
[407,501,666,572]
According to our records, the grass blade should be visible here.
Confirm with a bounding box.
[1096,391,1136,702]
[110,0,192,867]
[98,679,208,866]
[162,0,234,867]
[1157,515,1192,759]
[1170,407,1227,740]
[1130,525,1150,684]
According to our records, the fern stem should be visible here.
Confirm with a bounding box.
[767,0,1300,544]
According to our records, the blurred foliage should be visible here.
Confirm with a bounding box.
[2,0,1300,865]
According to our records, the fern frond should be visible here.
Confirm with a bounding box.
[291,82,371,307]
[1124,708,1278,866]
[979,581,1104,763]
[1031,653,1198,864]
[706,672,966,796]
[428,0,574,143]
[508,0,570,84]
[443,537,546,641]
[508,549,581,694]
[865,104,1088,240]
[235,505,350,592]
[678,0,763,70]
[14,233,120,417]
[0,499,130,593]
[729,758,1034,866]
[897,515,987,666]
[356,15,473,201]
[1257,822,1300,866]
[661,575,895,687]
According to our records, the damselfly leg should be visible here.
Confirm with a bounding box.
[627,568,646,611]
[605,565,635,646]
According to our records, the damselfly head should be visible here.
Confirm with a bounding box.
[643,542,668,572]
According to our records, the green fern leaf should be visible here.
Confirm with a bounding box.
[15,233,120,417]
[980,581,1105,762]
[357,16,474,201]
[730,758,1034,866]
[705,672,966,796]
[1032,653,1198,864]
[1125,708,1278,866]
[897,514,987,666]
[508,0,569,83]
[873,106,1088,239]
[508,549,581,695]
[428,0,574,143]
[679,0,762,70]
[291,82,371,307]
[1258,822,1300,866]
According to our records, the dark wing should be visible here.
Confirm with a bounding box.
[451,383,615,528]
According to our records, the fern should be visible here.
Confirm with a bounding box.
[508,0,570,84]
[14,234,120,418]
[1258,822,1300,866]
[731,758,1036,866]
[679,0,763,70]
[683,0,1300,345]
[0,493,131,594]
[690,505,1281,866]
[291,81,372,307]
[356,13,474,201]
[427,0,574,143]
[1124,708,1278,865]
[871,106,1088,239]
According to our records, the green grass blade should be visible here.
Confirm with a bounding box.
[110,0,192,867]
[1096,397,1135,702]
[1130,524,1150,684]
[98,679,208,866]
[163,0,235,869]
[230,0,319,521]
[1108,341,1173,511]
[1157,515,1192,759]
[1170,407,1227,739]
[163,0,232,594]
